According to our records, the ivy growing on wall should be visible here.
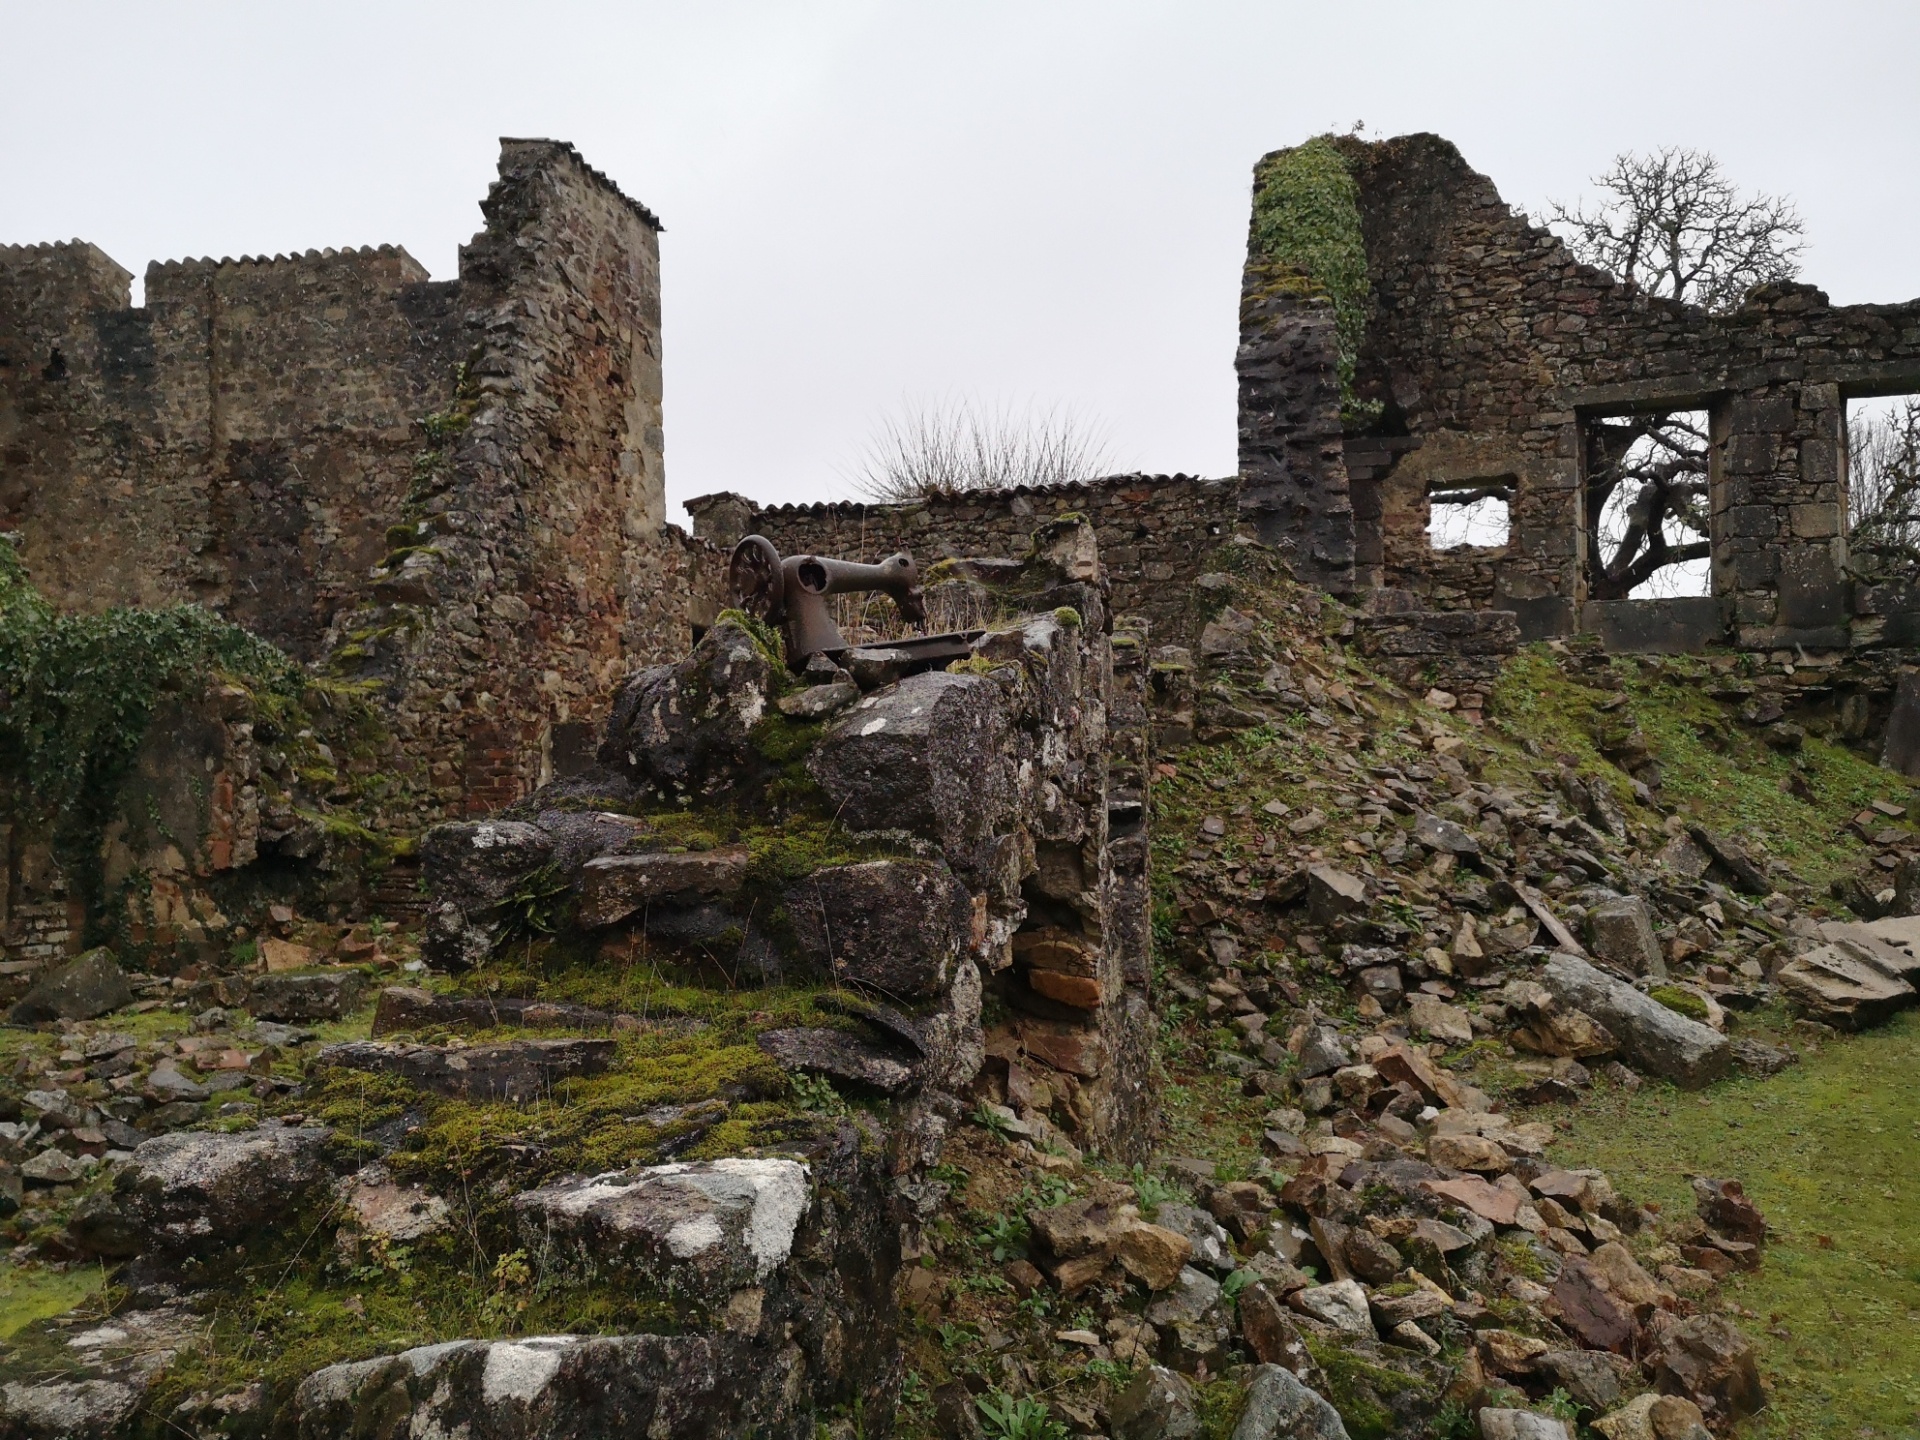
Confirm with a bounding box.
[1248,136,1373,420]
[0,536,301,890]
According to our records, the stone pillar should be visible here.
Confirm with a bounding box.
[1235,279,1355,595]
[1716,384,1850,649]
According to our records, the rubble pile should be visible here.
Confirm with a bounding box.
[0,535,1914,1439]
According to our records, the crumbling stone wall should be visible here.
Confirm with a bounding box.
[686,473,1234,647]
[0,141,724,831]
[1322,133,1920,650]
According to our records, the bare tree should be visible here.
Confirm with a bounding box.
[1549,149,1805,598]
[848,398,1115,503]
[1549,147,1804,314]
[1848,398,1920,582]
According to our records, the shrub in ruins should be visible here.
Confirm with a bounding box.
[849,396,1114,502]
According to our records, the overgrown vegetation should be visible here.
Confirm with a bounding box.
[0,536,301,917]
[1248,136,1372,418]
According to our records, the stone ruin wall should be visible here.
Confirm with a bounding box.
[686,473,1239,649]
[0,140,731,966]
[1327,133,1920,656]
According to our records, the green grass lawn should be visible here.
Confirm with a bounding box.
[1550,1012,1920,1439]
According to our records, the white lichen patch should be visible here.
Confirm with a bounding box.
[480,1337,576,1405]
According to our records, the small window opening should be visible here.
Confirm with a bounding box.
[1427,477,1513,550]
[1848,394,1920,586]
[1586,410,1710,600]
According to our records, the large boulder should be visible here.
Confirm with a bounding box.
[8,948,132,1025]
[575,849,750,929]
[420,819,557,967]
[1538,954,1729,1087]
[118,1125,333,1255]
[808,672,1014,880]
[783,859,973,998]
[513,1158,812,1305]
[1775,943,1914,1029]
[599,619,779,804]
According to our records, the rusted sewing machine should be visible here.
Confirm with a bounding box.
[727,535,979,675]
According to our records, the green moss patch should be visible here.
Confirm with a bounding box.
[1249,137,1371,416]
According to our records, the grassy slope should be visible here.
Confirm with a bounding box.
[1549,1011,1920,1439]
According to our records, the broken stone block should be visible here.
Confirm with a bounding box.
[1819,918,1920,985]
[1685,825,1770,896]
[1114,1221,1193,1291]
[783,860,973,999]
[1153,1204,1237,1274]
[314,1038,616,1103]
[1231,1364,1350,1440]
[1588,896,1667,979]
[1478,1410,1573,1440]
[777,680,859,718]
[574,849,750,929]
[0,1306,200,1438]
[419,819,557,967]
[808,671,1014,878]
[513,1157,811,1304]
[1647,1314,1765,1424]
[1294,1026,1352,1080]
[7,948,132,1025]
[1413,811,1479,857]
[1551,1256,1636,1352]
[1287,1278,1373,1337]
[1305,865,1367,925]
[599,618,778,801]
[1405,994,1473,1045]
[242,970,366,1022]
[1691,1176,1766,1245]
[291,1331,816,1439]
[1143,1266,1230,1368]
[1536,1349,1636,1416]
[1538,954,1729,1087]
[370,987,638,1037]
[337,1162,451,1244]
[757,1027,916,1095]
[1238,1283,1315,1374]
[118,1125,334,1255]
[1111,1365,1201,1440]
[1592,1393,1712,1440]
[1775,943,1915,1029]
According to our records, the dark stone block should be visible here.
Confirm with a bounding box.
[1501,595,1575,641]
[1580,598,1726,654]
[1777,547,1847,628]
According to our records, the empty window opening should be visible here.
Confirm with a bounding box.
[1427,477,1513,550]
[1847,394,1920,585]
[1585,410,1710,600]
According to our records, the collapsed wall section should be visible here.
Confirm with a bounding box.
[686,473,1234,648]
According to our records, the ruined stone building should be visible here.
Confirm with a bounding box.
[701,134,1920,671]
[6,131,1920,972]
[1,138,721,823]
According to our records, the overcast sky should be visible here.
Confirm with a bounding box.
[6,2,1918,524]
